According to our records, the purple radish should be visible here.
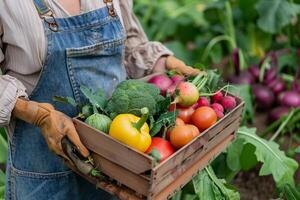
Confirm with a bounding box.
[264,67,277,85]
[221,96,237,111]
[271,79,286,94]
[148,74,173,96]
[252,84,275,109]
[278,91,300,108]
[229,71,254,84]
[269,107,290,121]
[248,65,260,81]
[211,91,223,103]
[211,103,224,113]
[292,81,300,93]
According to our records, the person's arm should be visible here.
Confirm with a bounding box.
[120,1,201,79]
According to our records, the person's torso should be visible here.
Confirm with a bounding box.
[0,0,122,94]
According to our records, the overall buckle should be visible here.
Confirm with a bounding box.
[103,0,116,17]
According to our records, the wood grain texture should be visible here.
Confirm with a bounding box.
[151,102,244,180]
[74,119,154,174]
[150,118,241,195]
[151,134,235,200]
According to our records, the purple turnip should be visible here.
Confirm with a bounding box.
[264,67,277,85]
[248,65,260,81]
[193,97,210,109]
[268,107,290,121]
[252,84,275,109]
[229,71,254,84]
[278,91,300,108]
[267,78,286,94]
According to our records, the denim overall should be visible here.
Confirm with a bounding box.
[5,0,126,199]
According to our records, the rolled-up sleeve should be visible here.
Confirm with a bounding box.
[120,1,173,79]
[0,21,28,126]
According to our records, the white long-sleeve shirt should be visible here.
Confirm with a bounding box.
[0,0,172,128]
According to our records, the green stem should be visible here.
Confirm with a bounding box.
[259,56,271,83]
[133,107,149,131]
[93,105,98,114]
[270,109,295,141]
[225,1,237,50]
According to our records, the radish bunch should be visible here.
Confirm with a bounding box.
[228,50,300,122]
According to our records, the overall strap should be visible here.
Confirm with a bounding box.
[33,0,51,16]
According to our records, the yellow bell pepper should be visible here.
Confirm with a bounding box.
[109,107,151,152]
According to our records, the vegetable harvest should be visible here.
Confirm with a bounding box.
[109,107,152,152]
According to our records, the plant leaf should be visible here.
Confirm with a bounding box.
[150,111,178,136]
[53,96,77,107]
[256,0,300,34]
[193,166,240,200]
[237,127,298,188]
[282,184,300,200]
[294,146,300,154]
[228,84,254,124]
[80,86,107,111]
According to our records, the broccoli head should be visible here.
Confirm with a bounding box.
[106,80,164,117]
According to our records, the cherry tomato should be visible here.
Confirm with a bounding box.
[170,125,194,149]
[186,124,200,138]
[191,106,217,131]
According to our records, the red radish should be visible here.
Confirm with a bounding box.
[215,110,224,119]
[221,96,236,110]
[171,75,184,84]
[146,137,175,163]
[211,91,223,103]
[175,82,199,107]
[211,103,224,113]
[278,91,300,108]
[269,107,290,121]
[148,74,172,96]
[252,84,275,109]
[193,97,210,109]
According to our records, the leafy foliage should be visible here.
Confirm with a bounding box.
[256,0,300,34]
[227,127,298,188]
[173,166,240,200]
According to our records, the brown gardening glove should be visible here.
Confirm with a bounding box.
[13,98,89,160]
[153,55,206,76]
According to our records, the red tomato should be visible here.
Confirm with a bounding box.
[186,124,200,138]
[146,137,175,162]
[166,117,186,140]
[191,106,217,131]
[170,125,194,149]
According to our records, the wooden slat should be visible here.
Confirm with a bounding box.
[150,118,240,194]
[74,119,154,174]
[151,134,235,200]
[152,102,243,179]
[92,153,150,196]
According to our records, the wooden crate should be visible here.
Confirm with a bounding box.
[73,95,244,200]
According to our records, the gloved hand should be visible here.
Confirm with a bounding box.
[153,56,206,76]
[13,98,89,160]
